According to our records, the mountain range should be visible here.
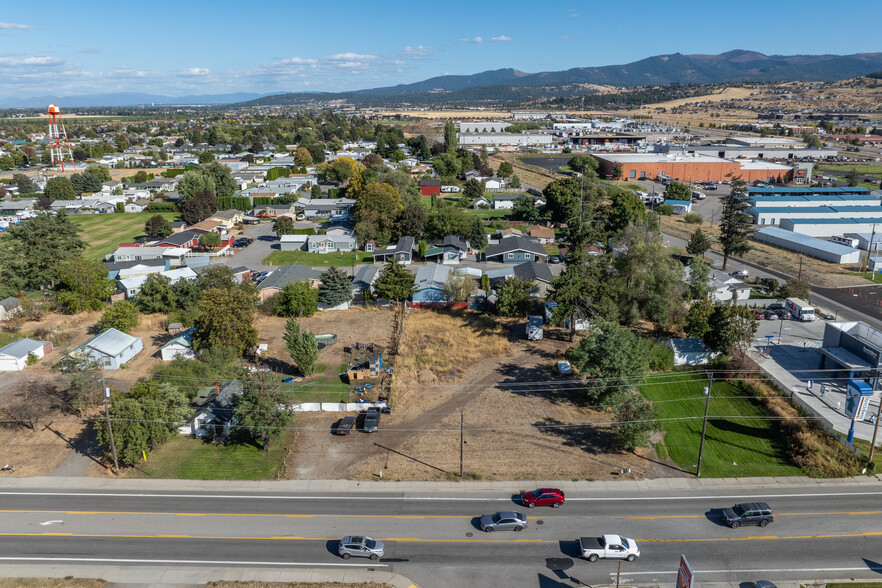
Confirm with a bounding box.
[3,50,882,108]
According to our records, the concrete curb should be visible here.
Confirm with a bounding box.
[0,565,419,588]
[2,475,882,494]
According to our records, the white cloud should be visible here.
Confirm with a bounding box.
[568,8,581,17]
[0,22,35,30]
[279,57,317,65]
[490,35,512,42]
[460,36,484,43]
[0,55,63,66]
[180,67,210,76]
[327,52,376,60]
[403,45,437,58]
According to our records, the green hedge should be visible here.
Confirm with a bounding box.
[146,202,178,212]
[217,196,252,211]
[161,168,187,178]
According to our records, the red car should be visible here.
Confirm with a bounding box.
[521,488,565,508]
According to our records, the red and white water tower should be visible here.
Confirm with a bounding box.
[47,103,76,172]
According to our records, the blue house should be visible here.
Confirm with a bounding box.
[484,236,547,264]
[70,328,143,370]
[412,263,453,303]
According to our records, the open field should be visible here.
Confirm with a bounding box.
[124,430,293,480]
[643,86,755,109]
[816,164,882,174]
[263,250,373,267]
[70,212,179,260]
[641,375,802,478]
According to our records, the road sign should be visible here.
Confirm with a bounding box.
[857,395,871,421]
[677,554,693,588]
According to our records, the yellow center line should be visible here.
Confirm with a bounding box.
[0,531,880,544]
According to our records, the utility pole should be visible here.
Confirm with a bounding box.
[868,369,882,467]
[798,256,803,281]
[696,375,713,477]
[102,378,120,475]
[459,410,464,478]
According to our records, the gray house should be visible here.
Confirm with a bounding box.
[295,198,356,219]
[0,296,22,321]
[257,264,323,301]
[484,236,548,264]
[424,236,471,265]
[307,233,356,253]
[513,261,554,298]
[373,236,416,265]
[353,264,380,299]
[70,328,143,370]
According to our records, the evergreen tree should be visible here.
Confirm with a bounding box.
[443,121,458,153]
[718,176,754,270]
[318,266,353,306]
[376,259,416,301]
[686,227,713,258]
[284,317,319,376]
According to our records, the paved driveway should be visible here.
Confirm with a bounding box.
[214,221,318,272]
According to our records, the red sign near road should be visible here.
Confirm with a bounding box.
[677,554,694,588]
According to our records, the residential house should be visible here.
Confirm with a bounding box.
[105,258,169,280]
[229,266,251,283]
[101,180,123,193]
[151,230,201,249]
[689,266,752,302]
[492,193,523,210]
[208,209,244,228]
[109,246,189,265]
[513,261,554,298]
[412,263,453,304]
[257,264,323,301]
[666,338,719,366]
[665,199,692,215]
[307,233,356,253]
[124,199,150,213]
[484,178,504,190]
[472,196,491,209]
[423,235,471,264]
[178,380,243,437]
[70,328,143,370]
[352,264,380,299]
[0,297,22,321]
[160,327,196,361]
[419,178,441,196]
[0,200,34,217]
[118,267,198,299]
[187,219,224,234]
[0,338,53,371]
[373,236,416,265]
[170,221,188,233]
[528,225,555,244]
[484,236,548,264]
[253,203,294,218]
[280,234,309,251]
[295,198,356,219]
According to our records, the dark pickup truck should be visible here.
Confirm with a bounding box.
[362,407,381,432]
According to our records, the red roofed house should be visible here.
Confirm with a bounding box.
[420,178,441,196]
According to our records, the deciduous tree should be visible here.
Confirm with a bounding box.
[144,214,172,238]
[192,287,258,354]
[275,281,318,317]
[54,257,115,313]
[283,318,319,377]
[273,216,295,236]
[565,322,650,402]
[180,189,218,225]
[134,274,176,314]
[608,191,647,233]
[96,300,140,333]
[43,176,75,202]
[612,391,658,450]
[198,232,221,248]
[663,181,691,201]
[495,277,530,317]
[512,194,539,222]
[234,372,294,450]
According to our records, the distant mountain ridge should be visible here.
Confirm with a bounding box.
[0,92,269,109]
[241,50,882,106]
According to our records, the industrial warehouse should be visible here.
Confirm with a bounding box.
[592,152,795,183]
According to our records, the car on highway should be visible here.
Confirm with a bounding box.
[579,534,640,562]
[338,535,384,560]
[764,310,778,320]
[480,511,528,532]
[556,360,572,376]
[521,488,565,508]
[722,502,774,528]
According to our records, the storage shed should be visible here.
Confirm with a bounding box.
[0,338,53,371]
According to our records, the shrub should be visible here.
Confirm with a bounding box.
[683,212,703,225]
[657,204,674,216]
[647,340,675,371]
[25,352,39,366]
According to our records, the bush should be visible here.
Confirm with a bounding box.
[658,204,674,216]
[683,212,703,224]
[647,340,675,371]
[96,301,140,333]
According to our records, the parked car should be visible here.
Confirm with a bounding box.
[721,502,774,528]
[548,255,561,264]
[764,310,778,321]
[361,407,381,432]
[521,488,565,508]
[755,310,765,320]
[479,511,528,532]
[704,183,718,191]
[338,535,384,560]
[556,361,572,376]
[334,416,356,436]
[768,302,784,311]
[233,238,252,248]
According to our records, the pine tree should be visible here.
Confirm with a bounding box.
[376,259,416,301]
[318,266,353,307]
[718,176,754,270]
[284,317,319,376]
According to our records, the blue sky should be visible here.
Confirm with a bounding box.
[1,0,881,97]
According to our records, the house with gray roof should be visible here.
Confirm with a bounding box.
[373,236,416,265]
[178,380,243,438]
[352,265,380,299]
[424,235,471,265]
[513,261,554,298]
[294,197,356,219]
[484,236,547,264]
[70,328,143,370]
[413,263,453,304]
[307,233,356,253]
[258,264,323,301]
[0,338,53,371]
[0,296,22,321]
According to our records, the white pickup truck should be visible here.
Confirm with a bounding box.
[578,534,640,562]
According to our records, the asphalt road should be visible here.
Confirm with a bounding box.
[3,485,882,587]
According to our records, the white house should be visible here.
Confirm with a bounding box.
[484,179,504,190]
[666,338,719,366]
[160,327,196,361]
[70,328,143,370]
[0,338,53,371]
[493,193,521,210]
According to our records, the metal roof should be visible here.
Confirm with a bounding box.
[754,227,859,255]
[79,328,141,358]
[513,261,554,283]
[0,338,45,359]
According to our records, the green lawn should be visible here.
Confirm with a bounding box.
[282,362,351,403]
[641,376,802,477]
[263,250,373,267]
[127,430,293,480]
[70,212,179,260]
[466,208,510,219]
[816,164,882,174]
[543,244,560,255]
[851,271,882,283]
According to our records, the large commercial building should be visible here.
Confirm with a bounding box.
[748,187,882,237]
[591,153,793,183]
[681,145,838,160]
[780,218,882,238]
[753,226,861,264]
[724,136,806,148]
[460,122,511,133]
[458,133,554,147]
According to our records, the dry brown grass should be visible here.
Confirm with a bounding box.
[395,310,511,384]
[0,580,104,588]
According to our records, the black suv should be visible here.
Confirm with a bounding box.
[721,502,774,528]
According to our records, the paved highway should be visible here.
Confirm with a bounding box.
[2,484,882,587]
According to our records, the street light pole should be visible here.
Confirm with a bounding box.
[696,375,713,477]
[459,410,464,478]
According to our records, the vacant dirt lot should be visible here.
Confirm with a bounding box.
[286,310,677,481]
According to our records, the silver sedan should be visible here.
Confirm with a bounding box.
[480,511,528,532]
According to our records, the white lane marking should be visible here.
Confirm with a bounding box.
[0,556,386,568]
[38,520,63,526]
[1,491,882,501]
[617,566,882,576]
